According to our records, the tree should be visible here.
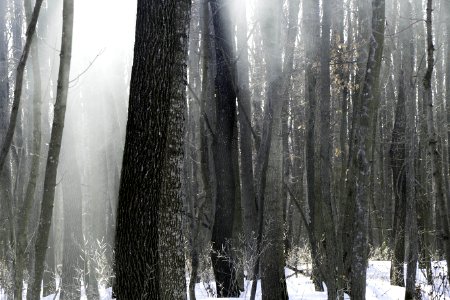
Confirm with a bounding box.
[0,0,44,173]
[423,0,450,282]
[29,0,74,297]
[13,0,44,296]
[209,0,240,296]
[113,0,190,298]
[350,0,385,297]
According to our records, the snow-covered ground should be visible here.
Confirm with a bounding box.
[1,261,449,299]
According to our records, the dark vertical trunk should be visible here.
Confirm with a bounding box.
[389,71,407,287]
[236,0,258,256]
[113,0,190,298]
[209,0,239,296]
[302,0,322,290]
[318,0,339,297]
[158,3,190,296]
[29,0,74,297]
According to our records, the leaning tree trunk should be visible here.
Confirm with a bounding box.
[0,0,45,173]
[209,0,240,296]
[350,0,385,297]
[29,0,74,298]
[113,0,190,298]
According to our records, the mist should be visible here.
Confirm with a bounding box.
[1,0,450,298]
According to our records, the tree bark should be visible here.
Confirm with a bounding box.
[113,0,190,298]
[209,0,240,296]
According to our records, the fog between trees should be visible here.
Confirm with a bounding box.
[0,0,450,299]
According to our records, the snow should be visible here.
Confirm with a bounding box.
[1,261,449,299]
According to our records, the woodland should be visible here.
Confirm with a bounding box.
[0,0,450,299]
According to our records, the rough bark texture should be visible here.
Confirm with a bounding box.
[113,0,190,298]
[209,0,240,296]
[29,0,74,298]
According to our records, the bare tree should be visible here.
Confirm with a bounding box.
[113,0,190,298]
[29,0,74,297]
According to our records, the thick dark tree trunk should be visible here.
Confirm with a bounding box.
[209,0,240,297]
[113,0,190,298]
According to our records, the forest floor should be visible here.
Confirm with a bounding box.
[1,261,449,299]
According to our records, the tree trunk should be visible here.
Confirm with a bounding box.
[29,0,74,297]
[209,0,240,296]
[350,0,385,297]
[236,0,257,259]
[0,0,44,173]
[258,0,288,299]
[318,0,339,297]
[113,0,190,298]
[423,0,450,282]
[302,0,322,290]
[389,70,407,287]
[14,0,44,297]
